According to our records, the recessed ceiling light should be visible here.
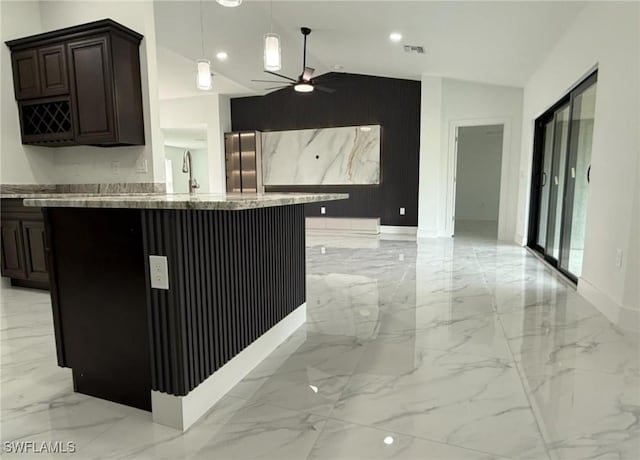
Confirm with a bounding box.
[216,51,228,61]
[389,32,402,42]
[216,0,242,7]
[384,436,394,445]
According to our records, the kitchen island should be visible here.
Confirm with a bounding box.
[23,192,347,430]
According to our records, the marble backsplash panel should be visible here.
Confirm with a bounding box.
[262,125,380,186]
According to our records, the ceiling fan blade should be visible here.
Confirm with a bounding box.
[252,79,292,83]
[302,67,315,81]
[264,86,290,91]
[264,71,297,82]
[314,85,336,94]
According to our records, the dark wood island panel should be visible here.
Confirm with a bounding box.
[44,204,305,411]
[141,205,305,396]
[45,208,151,409]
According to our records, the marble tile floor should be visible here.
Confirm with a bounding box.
[1,230,638,459]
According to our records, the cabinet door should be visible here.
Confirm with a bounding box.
[68,36,116,144]
[38,45,69,97]
[22,221,49,283]
[1,220,26,279]
[11,49,40,100]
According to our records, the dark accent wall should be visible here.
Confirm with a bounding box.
[142,205,305,396]
[231,73,421,226]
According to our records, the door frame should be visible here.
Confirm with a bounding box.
[445,118,511,239]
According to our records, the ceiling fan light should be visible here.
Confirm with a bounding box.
[264,33,281,71]
[294,82,314,93]
[196,59,212,90]
[216,0,242,7]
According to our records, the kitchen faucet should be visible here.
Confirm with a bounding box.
[182,150,200,194]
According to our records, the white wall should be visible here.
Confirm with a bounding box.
[159,95,231,193]
[417,76,443,237]
[455,125,503,222]
[1,1,164,185]
[1,1,55,184]
[515,2,639,323]
[418,77,523,240]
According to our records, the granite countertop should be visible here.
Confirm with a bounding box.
[0,183,166,198]
[23,192,349,210]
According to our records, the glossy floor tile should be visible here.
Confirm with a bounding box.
[1,227,638,459]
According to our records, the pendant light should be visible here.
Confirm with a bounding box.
[197,59,212,90]
[263,0,281,71]
[197,0,212,90]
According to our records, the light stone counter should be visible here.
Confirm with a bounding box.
[0,183,165,197]
[23,192,348,210]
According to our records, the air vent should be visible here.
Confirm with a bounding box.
[403,45,425,54]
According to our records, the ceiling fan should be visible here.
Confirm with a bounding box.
[252,27,335,94]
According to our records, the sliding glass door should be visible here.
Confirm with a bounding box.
[535,117,554,250]
[560,82,597,277]
[547,104,570,263]
[528,71,597,281]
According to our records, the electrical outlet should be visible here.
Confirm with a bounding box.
[149,255,169,290]
[320,206,326,215]
[398,254,404,261]
[111,161,120,176]
[615,249,623,268]
[73,163,80,177]
[321,246,326,255]
[136,159,148,174]
[400,207,405,216]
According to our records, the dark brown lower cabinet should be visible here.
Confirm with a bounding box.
[22,221,48,283]
[1,220,26,279]
[0,199,49,289]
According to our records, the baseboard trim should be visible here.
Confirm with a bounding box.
[417,228,438,238]
[577,278,639,332]
[151,303,307,431]
[305,217,380,235]
[379,225,417,235]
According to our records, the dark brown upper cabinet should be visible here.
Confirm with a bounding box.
[39,44,68,97]
[11,49,40,99]
[5,19,145,147]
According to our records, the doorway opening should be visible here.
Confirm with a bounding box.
[453,124,504,239]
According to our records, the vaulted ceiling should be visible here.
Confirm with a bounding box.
[154,1,586,96]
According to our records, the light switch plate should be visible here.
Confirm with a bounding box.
[149,255,169,290]
[320,207,326,215]
[400,207,406,216]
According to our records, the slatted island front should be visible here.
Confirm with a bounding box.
[24,192,348,430]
